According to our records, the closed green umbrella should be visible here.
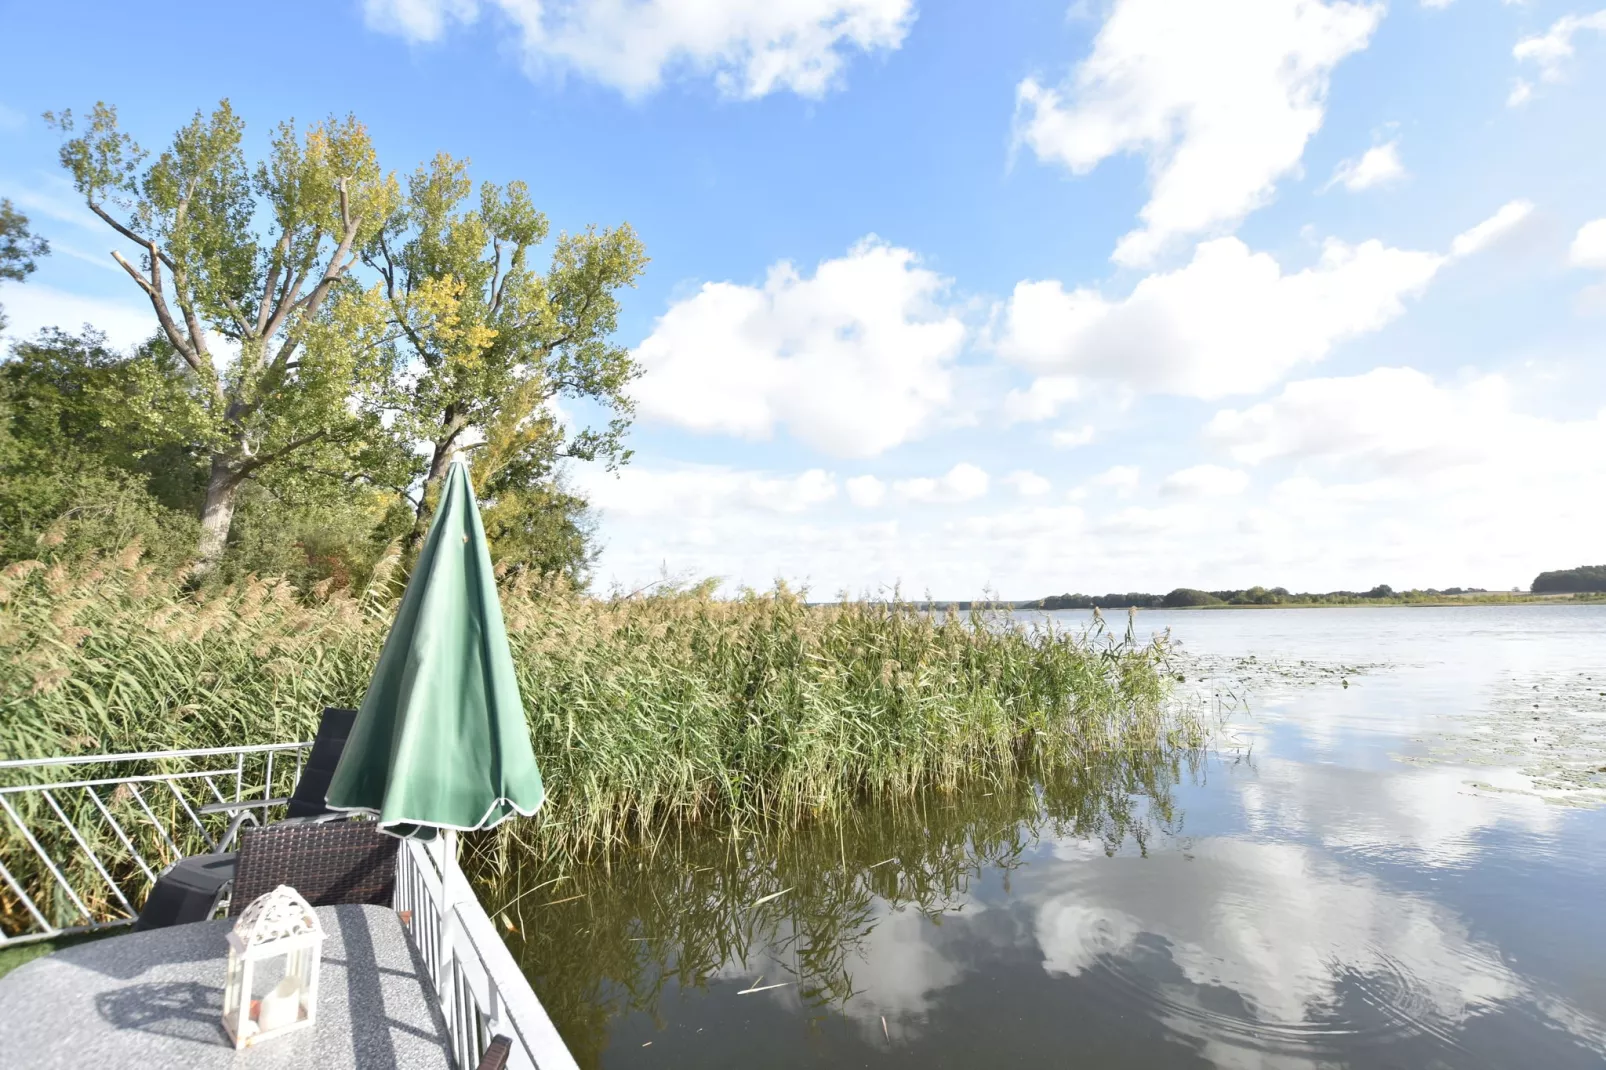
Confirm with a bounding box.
[325,457,544,840]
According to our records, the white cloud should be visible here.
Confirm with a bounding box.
[1206,366,1606,478]
[996,236,1440,399]
[1159,464,1249,498]
[1004,470,1052,498]
[361,0,915,98]
[1514,9,1606,86]
[994,203,1525,400]
[1569,218,1606,269]
[581,464,837,518]
[846,474,887,508]
[631,239,967,458]
[1090,464,1141,497]
[361,0,477,41]
[1001,375,1080,425]
[893,463,989,505]
[1015,0,1382,265]
[951,504,1087,541]
[1507,78,1535,107]
[1050,424,1096,449]
[1325,139,1406,191]
[1448,199,1534,258]
[0,282,156,350]
[586,362,1606,597]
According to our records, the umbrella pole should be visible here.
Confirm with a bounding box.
[443,828,464,905]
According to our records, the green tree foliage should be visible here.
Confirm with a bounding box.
[0,198,51,332]
[46,101,403,575]
[218,483,414,591]
[1532,565,1606,593]
[1036,592,1164,609]
[0,329,199,565]
[0,327,410,588]
[33,105,643,587]
[1162,588,1222,608]
[363,153,647,543]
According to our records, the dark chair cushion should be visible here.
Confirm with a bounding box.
[132,853,237,931]
[228,820,396,915]
[286,706,358,819]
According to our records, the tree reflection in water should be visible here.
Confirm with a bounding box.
[468,743,1199,1066]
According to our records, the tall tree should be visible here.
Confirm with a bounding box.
[363,153,648,540]
[47,102,401,575]
[0,198,51,331]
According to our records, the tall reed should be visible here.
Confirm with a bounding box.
[1,549,1188,928]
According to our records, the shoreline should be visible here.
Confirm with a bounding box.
[1127,597,1606,610]
[848,595,1606,612]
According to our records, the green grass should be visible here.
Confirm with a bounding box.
[1,549,1191,934]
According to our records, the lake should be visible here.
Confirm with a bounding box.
[502,605,1606,1068]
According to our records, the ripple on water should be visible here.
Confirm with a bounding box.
[1071,934,1500,1062]
[1031,838,1606,1064]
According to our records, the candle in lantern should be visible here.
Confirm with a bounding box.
[257,975,303,1032]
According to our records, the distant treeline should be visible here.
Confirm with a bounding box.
[1531,565,1606,593]
[839,574,1606,614]
[1030,584,1497,610]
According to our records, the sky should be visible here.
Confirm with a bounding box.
[1,0,1604,598]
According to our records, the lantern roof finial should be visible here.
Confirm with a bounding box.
[232,885,321,949]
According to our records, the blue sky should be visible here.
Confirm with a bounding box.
[2,0,1604,597]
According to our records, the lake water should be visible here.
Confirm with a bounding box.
[505,605,1606,1068]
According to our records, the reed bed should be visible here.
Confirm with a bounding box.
[495,580,1190,860]
[1,548,1189,931]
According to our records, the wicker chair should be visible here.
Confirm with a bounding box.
[227,818,397,915]
[134,707,359,931]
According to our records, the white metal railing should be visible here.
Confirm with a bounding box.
[395,835,579,1070]
[2,743,578,1068]
[0,742,312,946]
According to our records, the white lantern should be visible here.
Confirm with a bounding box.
[222,885,325,1048]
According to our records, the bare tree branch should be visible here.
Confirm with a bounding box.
[278,457,422,509]
[488,238,503,312]
[286,182,362,324]
[233,428,330,478]
[88,200,177,272]
[255,234,290,336]
[217,292,252,337]
[110,248,210,382]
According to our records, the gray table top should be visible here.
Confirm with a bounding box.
[0,905,455,1069]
